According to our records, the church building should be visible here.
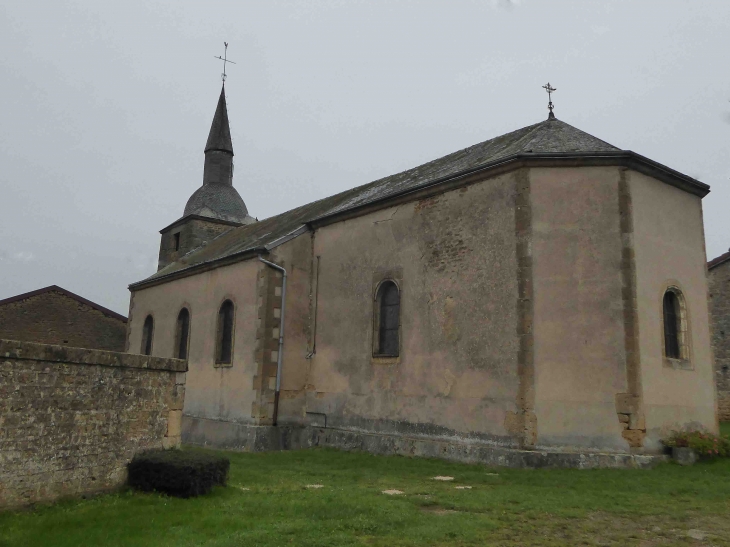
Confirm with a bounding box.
[126,84,718,462]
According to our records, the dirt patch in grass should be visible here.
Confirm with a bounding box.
[482,511,730,546]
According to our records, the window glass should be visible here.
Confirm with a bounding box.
[176,308,190,360]
[141,315,154,356]
[377,282,400,356]
[663,291,680,359]
[217,300,234,364]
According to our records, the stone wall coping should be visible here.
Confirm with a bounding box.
[0,339,187,372]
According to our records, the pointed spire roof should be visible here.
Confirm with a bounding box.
[205,85,234,154]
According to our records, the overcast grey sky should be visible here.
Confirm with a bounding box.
[1,0,728,314]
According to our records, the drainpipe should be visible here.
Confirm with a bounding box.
[258,256,287,426]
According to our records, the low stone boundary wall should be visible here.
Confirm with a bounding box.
[0,339,186,510]
[182,416,667,469]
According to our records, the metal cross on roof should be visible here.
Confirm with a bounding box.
[542,82,556,119]
[214,42,236,83]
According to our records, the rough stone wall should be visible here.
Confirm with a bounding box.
[158,218,237,271]
[708,259,730,421]
[0,339,186,510]
[0,291,127,351]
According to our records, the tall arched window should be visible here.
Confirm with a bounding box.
[175,308,190,360]
[216,300,235,364]
[374,281,400,357]
[141,315,154,356]
[663,289,687,360]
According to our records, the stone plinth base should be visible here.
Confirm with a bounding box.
[181,416,667,469]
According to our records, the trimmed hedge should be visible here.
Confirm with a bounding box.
[127,449,230,498]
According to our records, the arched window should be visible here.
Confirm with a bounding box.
[216,300,235,364]
[663,289,687,360]
[141,315,154,356]
[175,308,190,360]
[374,281,400,357]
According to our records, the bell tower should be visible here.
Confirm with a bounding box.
[158,85,255,271]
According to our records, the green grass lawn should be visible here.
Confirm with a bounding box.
[2,441,730,547]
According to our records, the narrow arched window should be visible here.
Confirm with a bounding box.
[375,281,400,357]
[216,300,235,364]
[663,290,681,359]
[141,315,154,356]
[175,308,190,360]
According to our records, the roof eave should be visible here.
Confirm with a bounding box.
[130,223,312,291]
[159,214,243,234]
[708,253,730,271]
[309,151,709,229]
[132,151,709,291]
[622,151,709,198]
[128,246,269,291]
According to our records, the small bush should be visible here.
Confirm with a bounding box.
[128,449,230,498]
[662,430,730,458]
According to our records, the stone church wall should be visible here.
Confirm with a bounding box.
[158,218,238,271]
[128,229,313,445]
[126,166,717,457]
[253,233,313,427]
[0,290,127,351]
[306,170,522,446]
[708,259,730,421]
[530,166,631,452]
[128,259,264,429]
[0,339,186,510]
[630,171,717,442]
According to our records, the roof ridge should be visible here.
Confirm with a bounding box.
[0,286,127,322]
[491,119,555,156]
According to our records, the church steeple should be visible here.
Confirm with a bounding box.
[157,84,255,271]
[205,85,234,155]
[202,85,235,186]
[181,86,253,221]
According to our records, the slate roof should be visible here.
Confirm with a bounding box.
[708,250,730,270]
[179,85,251,225]
[132,117,709,288]
[183,182,250,222]
[0,286,127,322]
[205,86,234,154]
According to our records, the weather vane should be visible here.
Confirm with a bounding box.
[214,42,236,83]
[542,82,556,119]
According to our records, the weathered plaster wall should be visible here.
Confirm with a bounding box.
[262,235,314,426]
[128,259,261,426]
[307,172,521,446]
[531,166,630,452]
[0,291,127,351]
[0,339,185,509]
[708,260,730,421]
[629,171,717,444]
[128,231,312,434]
